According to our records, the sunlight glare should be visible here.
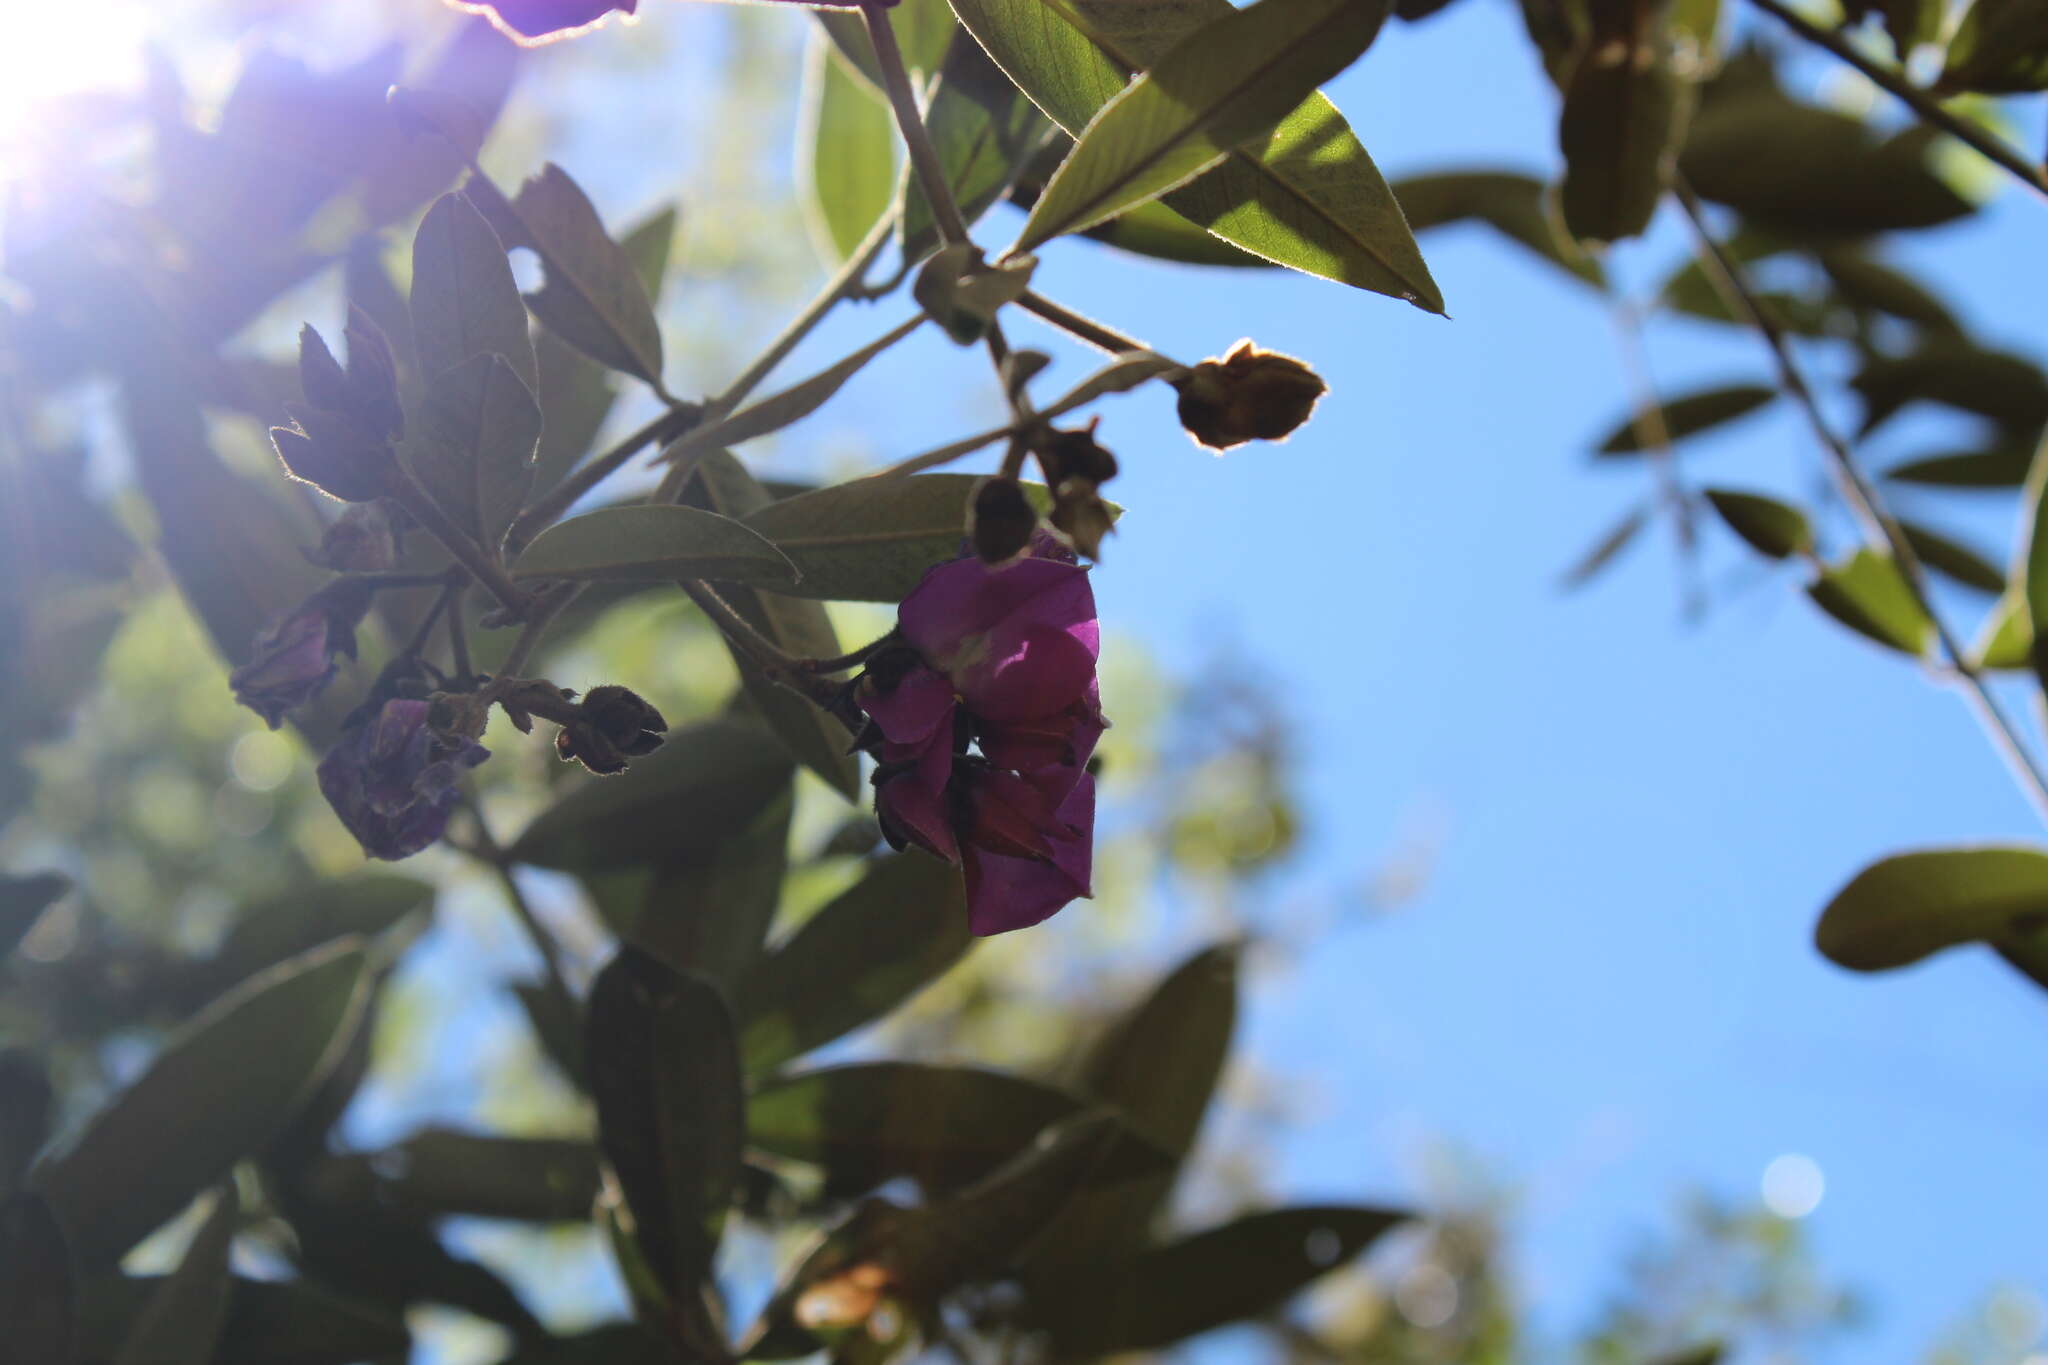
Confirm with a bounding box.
[0,1,152,153]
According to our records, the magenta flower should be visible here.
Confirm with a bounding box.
[854,536,1104,935]
[317,699,489,860]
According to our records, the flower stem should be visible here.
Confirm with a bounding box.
[678,579,842,707]
[1745,0,2048,202]
[384,470,530,618]
[1017,291,1149,356]
[864,3,971,248]
[506,404,701,555]
[445,584,474,684]
[1675,178,2048,826]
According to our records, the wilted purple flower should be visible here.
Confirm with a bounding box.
[855,536,1103,935]
[229,582,373,729]
[317,699,489,860]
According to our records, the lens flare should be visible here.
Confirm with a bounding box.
[0,2,152,154]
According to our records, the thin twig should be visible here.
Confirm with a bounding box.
[402,577,462,658]
[864,4,971,248]
[1017,291,1150,356]
[468,816,580,1027]
[384,471,530,617]
[1675,179,2048,825]
[677,579,842,706]
[864,418,1027,480]
[1605,293,1703,617]
[506,404,701,554]
[1746,0,2048,201]
[444,584,474,684]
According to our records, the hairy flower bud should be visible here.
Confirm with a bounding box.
[555,684,668,775]
[971,476,1038,564]
[306,499,404,573]
[1173,340,1327,451]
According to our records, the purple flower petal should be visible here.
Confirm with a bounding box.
[899,554,1098,721]
[962,773,1094,936]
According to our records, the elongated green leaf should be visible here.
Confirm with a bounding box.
[744,474,1058,601]
[803,37,899,264]
[512,504,798,585]
[410,191,537,395]
[1886,446,2034,488]
[1816,249,1959,333]
[905,37,1053,263]
[1036,1204,1409,1353]
[586,952,743,1303]
[190,876,429,1005]
[1023,943,1239,1286]
[687,452,861,798]
[402,352,542,553]
[0,1052,51,1198]
[1972,591,2030,670]
[1,871,67,962]
[337,1130,602,1223]
[114,1185,237,1365]
[78,1276,409,1365]
[510,718,794,872]
[664,316,924,471]
[634,789,792,989]
[748,1063,1086,1198]
[738,852,970,1074]
[32,940,370,1268]
[1394,169,1601,284]
[0,1194,72,1365]
[507,165,667,388]
[1558,504,1649,590]
[1854,341,2048,437]
[1703,487,1812,560]
[1083,197,1277,265]
[1938,0,2048,93]
[948,0,1442,310]
[1559,39,1682,243]
[1900,520,2003,593]
[1017,0,1392,252]
[815,0,959,89]
[1805,548,1934,656]
[1816,845,2048,970]
[1596,384,1776,455]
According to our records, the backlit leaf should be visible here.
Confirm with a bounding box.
[401,352,542,553]
[1816,845,2048,970]
[1899,519,2003,593]
[0,872,67,962]
[113,1185,237,1365]
[803,36,899,264]
[0,1195,72,1365]
[410,191,535,394]
[1938,0,2048,94]
[1394,169,1601,284]
[507,165,667,388]
[1704,487,1813,560]
[1596,384,1776,455]
[1805,548,1934,656]
[1559,41,1683,243]
[904,38,1052,263]
[512,503,798,585]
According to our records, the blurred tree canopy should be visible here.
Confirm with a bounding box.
[2,0,2046,1362]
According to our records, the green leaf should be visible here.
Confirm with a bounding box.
[904,38,1053,264]
[1035,1204,1409,1353]
[1815,845,2048,970]
[1704,488,1813,560]
[409,191,537,395]
[1,871,67,961]
[1023,943,1240,1286]
[585,951,744,1304]
[1558,41,1683,243]
[512,504,799,585]
[802,37,900,264]
[1015,0,1393,253]
[686,452,862,798]
[663,316,925,469]
[32,939,369,1268]
[401,352,542,554]
[1805,548,1935,656]
[1852,341,2048,437]
[1938,0,2048,93]
[1972,591,2031,670]
[114,1185,237,1365]
[748,1063,1087,1198]
[349,1130,601,1223]
[632,789,792,990]
[1081,197,1277,266]
[1899,519,2003,593]
[0,1195,73,1365]
[78,1275,409,1365]
[1596,384,1776,455]
[0,1051,51,1199]
[191,875,429,1003]
[1816,249,1959,333]
[508,165,667,389]
[742,474,1054,601]
[947,0,1442,310]
[1393,169,1601,284]
[1679,94,1975,236]
[738,852,970,1074]
[815,0,959,89]
[510,718,795,872]
[1558,504,1649,591]
[1886,445,2035,488]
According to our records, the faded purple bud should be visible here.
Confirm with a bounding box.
[1173,339,1327,451]
[229,581,374,728]
[317,698,489,860]
[971,476,1038,565]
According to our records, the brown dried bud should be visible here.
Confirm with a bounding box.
[971,476,1038,564]
[1051,485,1115,559]
[555,684,668,775]
[1035,420,1119,487]
[1173,340,1327,451]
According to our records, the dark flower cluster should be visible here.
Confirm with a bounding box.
[851,535,1104,936]
[317,699,490,861]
